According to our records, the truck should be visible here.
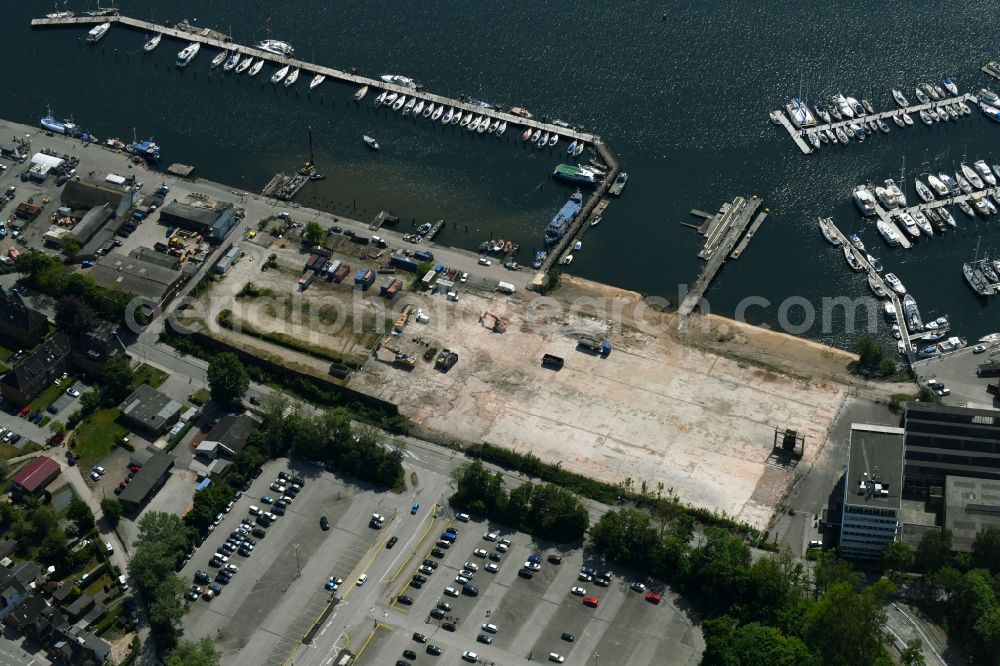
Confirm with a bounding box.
[333,264,351,283]
[380,278,403,298]
[577,336,612,356]
[354,268,376,290]
[542,354,564,370]
[977,361,1000,378]
[390,254,419,272]
[298,270,316,291]
[497,281,516,295]
[414,250,434,263]
[434,349,459,371]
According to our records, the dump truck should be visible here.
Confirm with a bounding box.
[578,336,612,356]
[435,348,459,371]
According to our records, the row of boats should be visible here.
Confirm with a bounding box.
[963,257,1000,298]
[786,76,961,128]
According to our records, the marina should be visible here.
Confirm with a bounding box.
[678,196,766,317]
[30,14,600,147]
[770,90,978,155]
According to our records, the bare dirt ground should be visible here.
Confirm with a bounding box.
[350,275,857,529]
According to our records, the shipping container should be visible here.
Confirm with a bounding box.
[298,270,316,290]
[333,264,351,283]
[380,278,403,298]
[354,268,375,289]
[105,173,127,186]
[326,259,342,276]
[304,254,320,270]
[390,254,419,272]
[542,354,564,370]
[414,250,434,262]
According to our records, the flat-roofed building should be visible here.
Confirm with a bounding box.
[160,193,237,243]
[903,402,1000,495]
[839,424,906,560]
[118,384,182,436]
[90,253,185,317]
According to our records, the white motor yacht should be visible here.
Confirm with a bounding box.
[852,185,877,216]
[257,39,295,57]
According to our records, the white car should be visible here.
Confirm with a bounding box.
[464,561,479,571]
[455,575,470,584]
[483,532,498,542]
[524,561,541,571]
[578,573,592,582]
[225,563,239,574]
[631,582,646,592]
[66,388,81,398]
[473,548,488,558]
[485,563,499,573]
[462,652,478,662]
[444,586,459,597]
[477,257,491,266]
[460,272,469,283]
[481,623,498,634]
[973,344,987,353]
[92,466,105,476]
[104,542,114,554]
[549,653,565,663]
[356,573,368,586]
[571,586,586,596]
[270,483,286,493]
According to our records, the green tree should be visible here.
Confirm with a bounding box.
[589,508,659,567]
[0,459,8,481]
[130,512,192,592]
[703,617,820,666]
[882,540,915,576]
[233,447,265,476]
[103,355,136,404]
[805,579,895,666]
[55,295,96,337]
[30,506,59,540]
[186,483,233,533]
[207,352,249,407]
[853,334,885,372]
[915,529,953,573]
[812,550,862,599]
[38,530,71,570]
[303,221,325,245]
[971,528,1000,574]
[450,461,508,517]
[687,527,752,614]
[147,575,188,632]
[745,550,805,627]
[164,637,221,666]
[101,498,124,528]
[900,639,926,666]
[67,498,96,535]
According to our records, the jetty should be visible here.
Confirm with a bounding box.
[982,60,1000,82]
[863,183,1000,248]
[821,220,915,361]
[770,92,977,155]
[677,196,765,317]
[31,14,599,145]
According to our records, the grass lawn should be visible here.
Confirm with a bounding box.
[74,409,127,469]
[27,376,74,414]
[84,573,114,597]
[133,364,168,389]
[0,440,42,460]
[189,388,210,406]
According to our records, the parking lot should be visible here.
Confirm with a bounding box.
[178,457,452,666]
[351,516,703,666]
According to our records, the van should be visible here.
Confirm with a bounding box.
[462,584,479,597]
[248,505,261,516]
[117,575,129,591]
[456,513,470,522]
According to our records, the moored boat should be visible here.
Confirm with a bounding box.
[975,160,997,186]
[884,272,906,295]
[283,68,300,87]
[210,51,227,69]
[143,34,162,53]
[257,39,295,57]
[926,174,949,197]
[432,105,444,121]
[441,107,454,123]
[553,164,602,188]
[363,135,379,150]
[943,75,958,96]
[892,88,909,107]
[223,52,240,71]
[877,220,901,246]
[896,212,920,238]
[868,274,888,299]
[413,100,425,116]
[236,56,254,74]
[903,294,923,332]
[844,246,863,271]
[423,102,435,118]
[495,121,507,137]
[176,42,200,68]
[849,233,866,252]
[852,184,877,216]
[537,131,549,147]
[912,211,934,236]
[818,217,841,245]
[544,191,584,246]
[961,163,985,189]
[271,64,290,85]
[311,74,327,91]
[939,208,957,228]
[86,22,110,43]
[248,59,264,77]
[914,178,935,202]
[914,87,930,103]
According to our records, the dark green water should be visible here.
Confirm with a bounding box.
[8,1,1000,347]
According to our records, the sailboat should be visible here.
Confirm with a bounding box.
[309,74,326,91]
[248,59,264,77]
[235,55,254,74]
[283,68,300,87]
[143,34,161,53]
[271,64,290,85]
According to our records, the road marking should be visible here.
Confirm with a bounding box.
[383,503,438,583]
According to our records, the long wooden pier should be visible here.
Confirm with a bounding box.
[770,92,977,155]
[32,14,599,144]
[677,197,763,317]
[821,219,915,360]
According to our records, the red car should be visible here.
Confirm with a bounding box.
[118,480,128,489]
[645,592,661,605]
[129,465,142,472]
[582,596,599,608]
[19,407,30,417]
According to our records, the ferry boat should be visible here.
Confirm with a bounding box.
[176,43,200,68]
[257,39,294,57]
[818,218,840,245]
[852,184,877,216]
[143,34,162,53]
[86,23,110,43]
[553,164,601,188]
[544,192,583,246]
[609,172,628,196]
[380,74,417,89]
[126,138,161,163]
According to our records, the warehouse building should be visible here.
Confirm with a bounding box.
[10,456,62,499]
[902,402,1000,495]
[60,178,139,218]
[159,193,238,243]
[118,446,175,513]
[90,253,185,317]
[118,384,182,436]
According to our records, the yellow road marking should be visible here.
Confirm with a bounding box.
[385,503,439,584]
[342,510,399,601]
[352,623,393,664]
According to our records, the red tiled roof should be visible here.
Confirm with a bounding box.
[11,456,60,493]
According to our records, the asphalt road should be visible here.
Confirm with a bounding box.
[912,343,1000,409]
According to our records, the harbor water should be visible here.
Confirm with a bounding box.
[7,0,1000,348]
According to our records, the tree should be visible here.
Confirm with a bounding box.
[805,579,895,666]
[450,461,508,517]
[30,506,58,540]
[915,529,952,573]
[882,540,915,576]
[304,221,325,245]
[186,483,233,533]
[233,447,265,476]
[103,356,136,404]
[812,550,862,599]
[971,528,1000,574]
[703,618,820,666]
[0,459,8,481]
[101,498,124,528]
[164,637,221,666]
[67,498,96,535]
[687,528,752,614]
[38,530,71,570]
[900,639,926,666]
[55,295,96,337]
[147,575,187,632]
[853,334,885,373]
[590,508,659,567]
[207,352,249,407]
[130,512,192,592]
